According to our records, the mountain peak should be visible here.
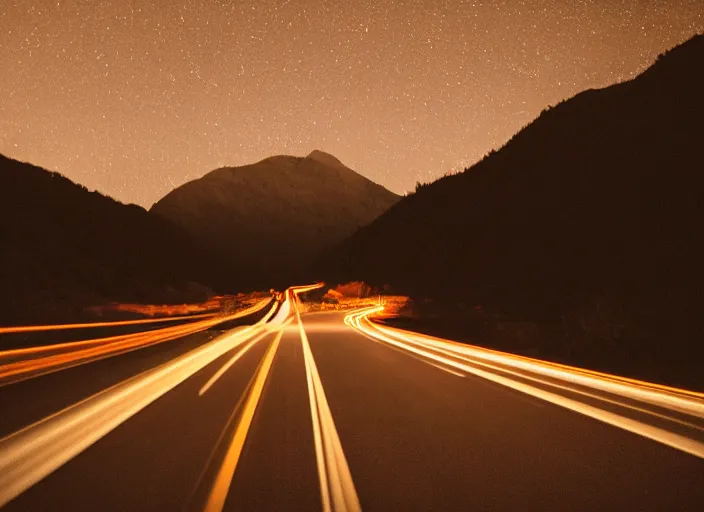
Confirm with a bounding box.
[306,150,345,169]
[151,150,400,288]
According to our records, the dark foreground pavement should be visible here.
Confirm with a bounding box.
[1,310,702,511]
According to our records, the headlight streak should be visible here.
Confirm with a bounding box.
[294,288,361,512]
[0,300,271,360]
[389,331,704,432]
[348,306,704,414]
[202,328,284,512]
[198,288,318,511]
[423,360,467,378]
[197,334,267,397]
[346,312,469,379]
[0,312,219,335]
[344,307,704,459]
[373,321,704,418]
[0,299,273,386]
[198,317,295,397]
[0,301,281,508]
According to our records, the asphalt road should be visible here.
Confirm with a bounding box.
[1,294,702,511]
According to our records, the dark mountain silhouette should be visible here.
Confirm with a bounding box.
[0,155,226,325]
[323,35,704,387]
[151,150,399,289]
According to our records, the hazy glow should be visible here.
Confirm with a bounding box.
[2,1,701,205]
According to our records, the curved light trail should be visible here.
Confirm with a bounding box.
[345,306,704,459]
[3,287,698,511]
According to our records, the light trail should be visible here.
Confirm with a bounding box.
[294,288,361,512]
[372,319,704,418]
[0,312,219,335]
[406,331,704,432]
[345,307,704,459]
[203,328,283,512]
[0,299,272,385]
[199,317,294,396]
[198,334,267,397]
[0,299,270,360]
[425,360,466,378]
[199,292,303,510]
[0,300,284,508]
[290,282,326,295]
[0,330,174,360]
[347,306,704,414]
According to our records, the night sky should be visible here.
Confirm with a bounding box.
[1,1,702,207]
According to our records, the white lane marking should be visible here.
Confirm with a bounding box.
[294,295,361,512]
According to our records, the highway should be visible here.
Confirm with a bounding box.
[0,286,703,511]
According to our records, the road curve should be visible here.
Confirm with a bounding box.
[0,294,702,511]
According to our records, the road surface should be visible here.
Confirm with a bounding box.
[0,287,702,511]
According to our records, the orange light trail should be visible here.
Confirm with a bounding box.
[0,299,272,385]
[198,292,299,512]
[203,328,283,512]
[0,298,287,508]
[345,306,704,459]
[0,312,219,335]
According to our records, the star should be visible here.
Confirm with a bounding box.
[0,1,701,207]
